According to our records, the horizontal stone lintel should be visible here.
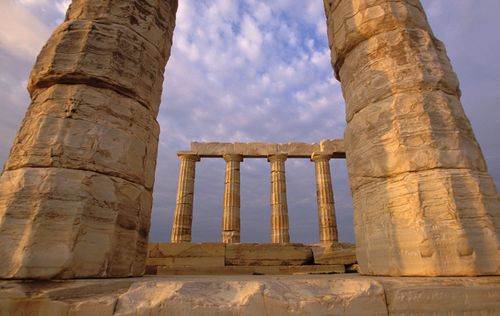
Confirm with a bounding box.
[189,139,346,159]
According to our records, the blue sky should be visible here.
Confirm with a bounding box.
[1,0,499,244]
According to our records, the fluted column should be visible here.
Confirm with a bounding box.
[268,153,290,243]
[221,154,244,243]
[171,151,200,243]
[312,152,338,244]
[324,0,500,275]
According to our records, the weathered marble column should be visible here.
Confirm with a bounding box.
[324,0,500,275]
[171,152,200,243]
[0,0,178,279]
[268,154,290,243]
[311,152,338,244]
[221,154,244,243]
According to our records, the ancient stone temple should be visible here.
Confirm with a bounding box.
[144,140,353,275]
[0,0,499,314]
[169,140,344,246]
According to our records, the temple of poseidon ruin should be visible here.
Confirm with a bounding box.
[0,0,499,315]
[145,140,355,276]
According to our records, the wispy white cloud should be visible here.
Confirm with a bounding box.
[0,1,51,60]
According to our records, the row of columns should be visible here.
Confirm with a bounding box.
[170,152,338,244]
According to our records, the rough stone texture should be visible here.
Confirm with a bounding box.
[5,85,159,190]
[324,0,500,275]
[382,277,500,314]
[190,140,345,158]
[312,242,357,265]
[311,152,338,244]
[320,139,346,158]
[146,243,346,274]
[225,243,313,266]
[268,154,290,244]
[0,0,178,279]
[1,276,499,315]
[147,243,225,269]
[170,152,199,243]
[221,154,243,243]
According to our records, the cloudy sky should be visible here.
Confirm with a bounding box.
[1,0,499,244]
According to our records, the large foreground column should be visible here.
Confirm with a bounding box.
[268,154,290,243]
[0,0,178,279]
[221,154,243,243]
[324,0,500,275]
[311,152,338,244]
[171,152,200,243]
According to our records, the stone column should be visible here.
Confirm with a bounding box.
[221,154,244,243]
[324,0,499,276]
[311,152,338,244]
[171,152,200,243]
[0,0,178,279]
[268,154,290,243]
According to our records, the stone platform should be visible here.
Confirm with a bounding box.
[146,242,356,275]
[1,275,499,315]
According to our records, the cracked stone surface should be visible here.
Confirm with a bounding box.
[1,275,499,315]
[324,0,500,275]
[0,0,178,279]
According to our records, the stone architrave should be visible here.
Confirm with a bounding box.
[171,152,200,243]
[268,154,290,243]
[324,0,500,275]
[311,152,338,244]
[221,154,244,243]
[0,0,178,279]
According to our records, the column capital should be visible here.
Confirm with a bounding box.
[223,153,244,162]
[311,152,332,162]
[267,153,287,163]
[177,151,200,161]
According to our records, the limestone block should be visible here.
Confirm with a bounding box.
[380,277,500,314]
[29,19,168,115]
[115,276,387,315]
[339,28,460,122]
[147,257,224,268]
[2,276,500,315]
[0,168,151,279]
[277,142,320,157]
[149,242,225,258]
[190,141,345,158]
[5,85,159,190]
[324,0,429,77]
[354,168,500,276]
[237,142,279,156]
[147,243,225,268]
[66,0,177,57]
[225,243,314,266]
[345,91,487,191]
[190,142,233,156]
[320,139,346,157]
[312,243,357,265]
